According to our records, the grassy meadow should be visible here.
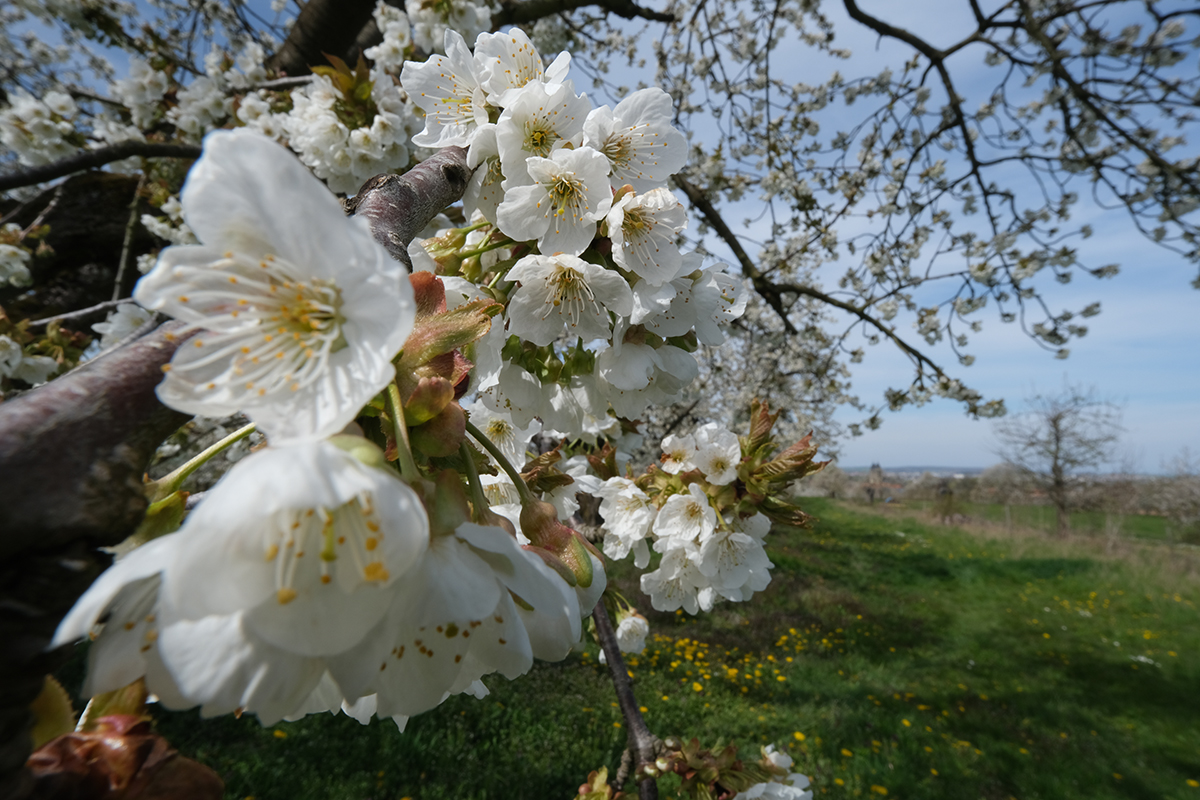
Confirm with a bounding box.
[56,499,1200,799]
[902,499,1186,543]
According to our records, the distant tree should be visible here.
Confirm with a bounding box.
[865,463,884,503]
[994,384,1123,536]
[903,471,942,502]
[1152,449,1200,545]
[975,461,1032,530]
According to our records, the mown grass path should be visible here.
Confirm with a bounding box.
[62,499,1200,799]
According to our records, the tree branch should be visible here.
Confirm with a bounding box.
[0,142,201,194]
[0,322,191,800]
[494,0,676,26]
[773,282,948,379]
[346,147,472,267]
[27,298,130,328]
[265,0,377,77]
[672,173,798,335]
[593,601,659,800]
[0,322,192,558]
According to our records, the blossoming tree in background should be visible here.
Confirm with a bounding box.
[0,0,1195,798]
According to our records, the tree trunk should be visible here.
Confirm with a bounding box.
[1055,504,1070,537]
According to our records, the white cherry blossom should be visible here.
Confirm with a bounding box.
[660,433,697,474]
[640,547,713,614]
[495,147,613,257]
[464,125,505,224]
[503,254,633,346]
[692,266,748,346]
[53,439,431,725]
[403,30,489,148]
[583,88,688,191]
[327,522,583,718]
[494,81,590,185]
[692,423,742,485]
[653,483,716,545]
[596,477,655,568]
[134,129,415,444]
[606,188,687,286]
[474,27,570,106]
[462,397,541,470]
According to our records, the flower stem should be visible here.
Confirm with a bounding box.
[147,422,255,501]
[593,600,660,800]
[460,440,489,513]
[385,382,421,484]
[458,238,514,260]
[464,418,535,505]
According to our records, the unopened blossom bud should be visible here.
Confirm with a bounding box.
[519,499,595,588]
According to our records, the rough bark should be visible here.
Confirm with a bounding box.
[0,321,192,557]
[0,322,192,799]
[345,146,471,268]
[266,0,378,77]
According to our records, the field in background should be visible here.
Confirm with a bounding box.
[899,500,1183,542]
[56,500,1200,799]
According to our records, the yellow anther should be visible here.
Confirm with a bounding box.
[363,562,389,582]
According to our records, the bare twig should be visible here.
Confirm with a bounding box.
[26,298,130,328]
[113,174,146,301]
[593,601,659,800]
[0,142,202,193]
[494,0,676,26]
[238,75,315,92]
[18,185,63,240]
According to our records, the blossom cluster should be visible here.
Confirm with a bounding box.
[49,26,804,744]
[594,404,824,615]
[55,129,603,728]
[0,90,81,167]
[401,27,744,442]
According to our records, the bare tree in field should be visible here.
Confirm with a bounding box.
[994,384,1123,536]
[975,462,1031,532]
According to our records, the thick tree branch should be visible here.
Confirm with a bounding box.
[346,147,472,267]
[0,322,191,800]
[593,601,659,800]
[266,0,377,77]
[494,0,676,26]
[0,322,192,559]
[0,142,201,193]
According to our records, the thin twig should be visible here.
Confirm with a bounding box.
[27,299,130,328]
[238,75,315,92]
[18,184,63,239]
[0,141,202,193]
[593,601,660,800]
[113,173,147,301]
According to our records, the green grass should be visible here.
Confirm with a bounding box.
[903,500,1179,542]
[55,499,1200,799]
